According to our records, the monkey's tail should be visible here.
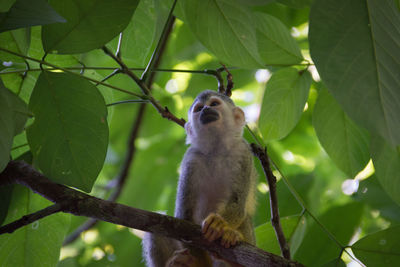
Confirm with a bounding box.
[142,232,180,267]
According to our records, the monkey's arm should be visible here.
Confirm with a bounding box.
[174,154,197,220]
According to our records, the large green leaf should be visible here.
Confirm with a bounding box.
[352,225,400,266]
[120,0,157,67]
[294,202,363,266]
[354,176,400,222]
[0,0,65,32]
[255,12,303,65]
[26,72,108,192]
[259,68,311,141]
[179,0,263,68]
[370,136,400,206]
[0,81,29,172]
[309,0,400,146]
[0,185,70,267]
[0,0,15,12]
[42,0,139,54]
[313,88,370,177]
[277,0,313,9]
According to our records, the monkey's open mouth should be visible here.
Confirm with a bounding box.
[200,109,219,124]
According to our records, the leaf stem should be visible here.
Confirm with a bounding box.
[0,47,146,99]
[106,99,149,107]
[11,143,29,151]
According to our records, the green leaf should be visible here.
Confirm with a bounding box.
[0,28,30,63]
[255,12,303,65]
[309,0,400,146]
[259,68,311,141]
[321,258,346,267]
[0,0,16,12]
[255,215,302,255]
[352,225,400,266]
[277,0,313,9]
[264,174,313,221]
[26,72,108,192]
[0,0,65,32]
[120,0,157,67]
[313,88,370,177]
[0,185,70,267]
[354,176,400,222]
[294,202,364,266]
[42,0,139,54]
[0,81,29,172]
[0,185,13,226]
[179,0,263,68]
[370,136,400,206]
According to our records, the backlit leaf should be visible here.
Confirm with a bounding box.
[259,68,311,141]
[313,88,370,177]
[294,203,363,266]
[256,12,303,65]
[179,0,263,68]
[352,225,400,266]
[0,185,70,267]
[0,80,29,172]
[370,136,400,206]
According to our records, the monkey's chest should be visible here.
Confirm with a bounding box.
[193,157,238,223]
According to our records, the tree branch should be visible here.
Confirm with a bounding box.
[0,203,62,234]
[0,161,303,267]
[251,144,291,260]
[102,46,186,127]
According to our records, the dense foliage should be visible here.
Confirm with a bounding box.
[0,0,399,266]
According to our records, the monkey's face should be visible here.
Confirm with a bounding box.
[185,92,245,146]
[193,97,222,125]
[191,96,225,127]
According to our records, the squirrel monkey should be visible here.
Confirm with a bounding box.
[142,90,257,267]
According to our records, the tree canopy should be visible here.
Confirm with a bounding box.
[0,0,399,266]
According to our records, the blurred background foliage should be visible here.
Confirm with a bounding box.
[0,0,399,266]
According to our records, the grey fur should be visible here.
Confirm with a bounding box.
[143,91,257,267]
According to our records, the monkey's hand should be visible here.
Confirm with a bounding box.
[166,248,198,267]
[202,213,244,248]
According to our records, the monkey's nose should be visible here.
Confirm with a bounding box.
[200,107,219,124]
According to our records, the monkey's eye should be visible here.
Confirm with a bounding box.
[194,105,203,113]
[210,100,220,106]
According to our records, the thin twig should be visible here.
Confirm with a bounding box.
[0,203,62,234]
[250,143,291,260]
[222,64,234,97]
[0,47,145,98]
[106,99,149,107]
[102,46,186,127]
[95,68,122,86]
[0,67,229,75]
[141,0,177,83]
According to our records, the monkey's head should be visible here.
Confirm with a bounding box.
[185,90,245,146]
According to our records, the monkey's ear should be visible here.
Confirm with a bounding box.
[184,121,193,144]
[233,107,245,126]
